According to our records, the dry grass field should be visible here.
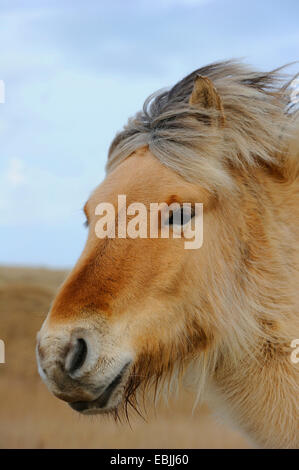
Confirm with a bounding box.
[0,266,251,449]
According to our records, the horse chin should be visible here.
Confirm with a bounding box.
[69,389,125,415]
[68,361,131,415]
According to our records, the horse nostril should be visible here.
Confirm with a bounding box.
[68,338,88,374]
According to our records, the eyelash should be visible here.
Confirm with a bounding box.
[83,207,195,228]
[167,207,195,226]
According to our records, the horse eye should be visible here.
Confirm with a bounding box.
[167,207,195,226]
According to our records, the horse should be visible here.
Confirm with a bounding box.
[36,60,299,448]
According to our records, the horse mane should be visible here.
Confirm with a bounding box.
[107,60,299,192]
[106,62,299,425]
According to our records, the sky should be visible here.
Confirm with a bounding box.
[0,0,298,267]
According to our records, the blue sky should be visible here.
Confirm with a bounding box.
[0,0,298,267]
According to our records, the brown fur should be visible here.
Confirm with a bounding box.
[40,61,299,448]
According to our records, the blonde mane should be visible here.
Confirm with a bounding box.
[107,60,299,191]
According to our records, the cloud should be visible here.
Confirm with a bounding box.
[5,157,25,187]
[0,157,91,227]
[0,0,298,266]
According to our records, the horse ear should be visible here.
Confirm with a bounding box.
[189,75,225,127]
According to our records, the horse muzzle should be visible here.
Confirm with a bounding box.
[36,324,133,414]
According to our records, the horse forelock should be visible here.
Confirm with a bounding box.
[107,60,299,193]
